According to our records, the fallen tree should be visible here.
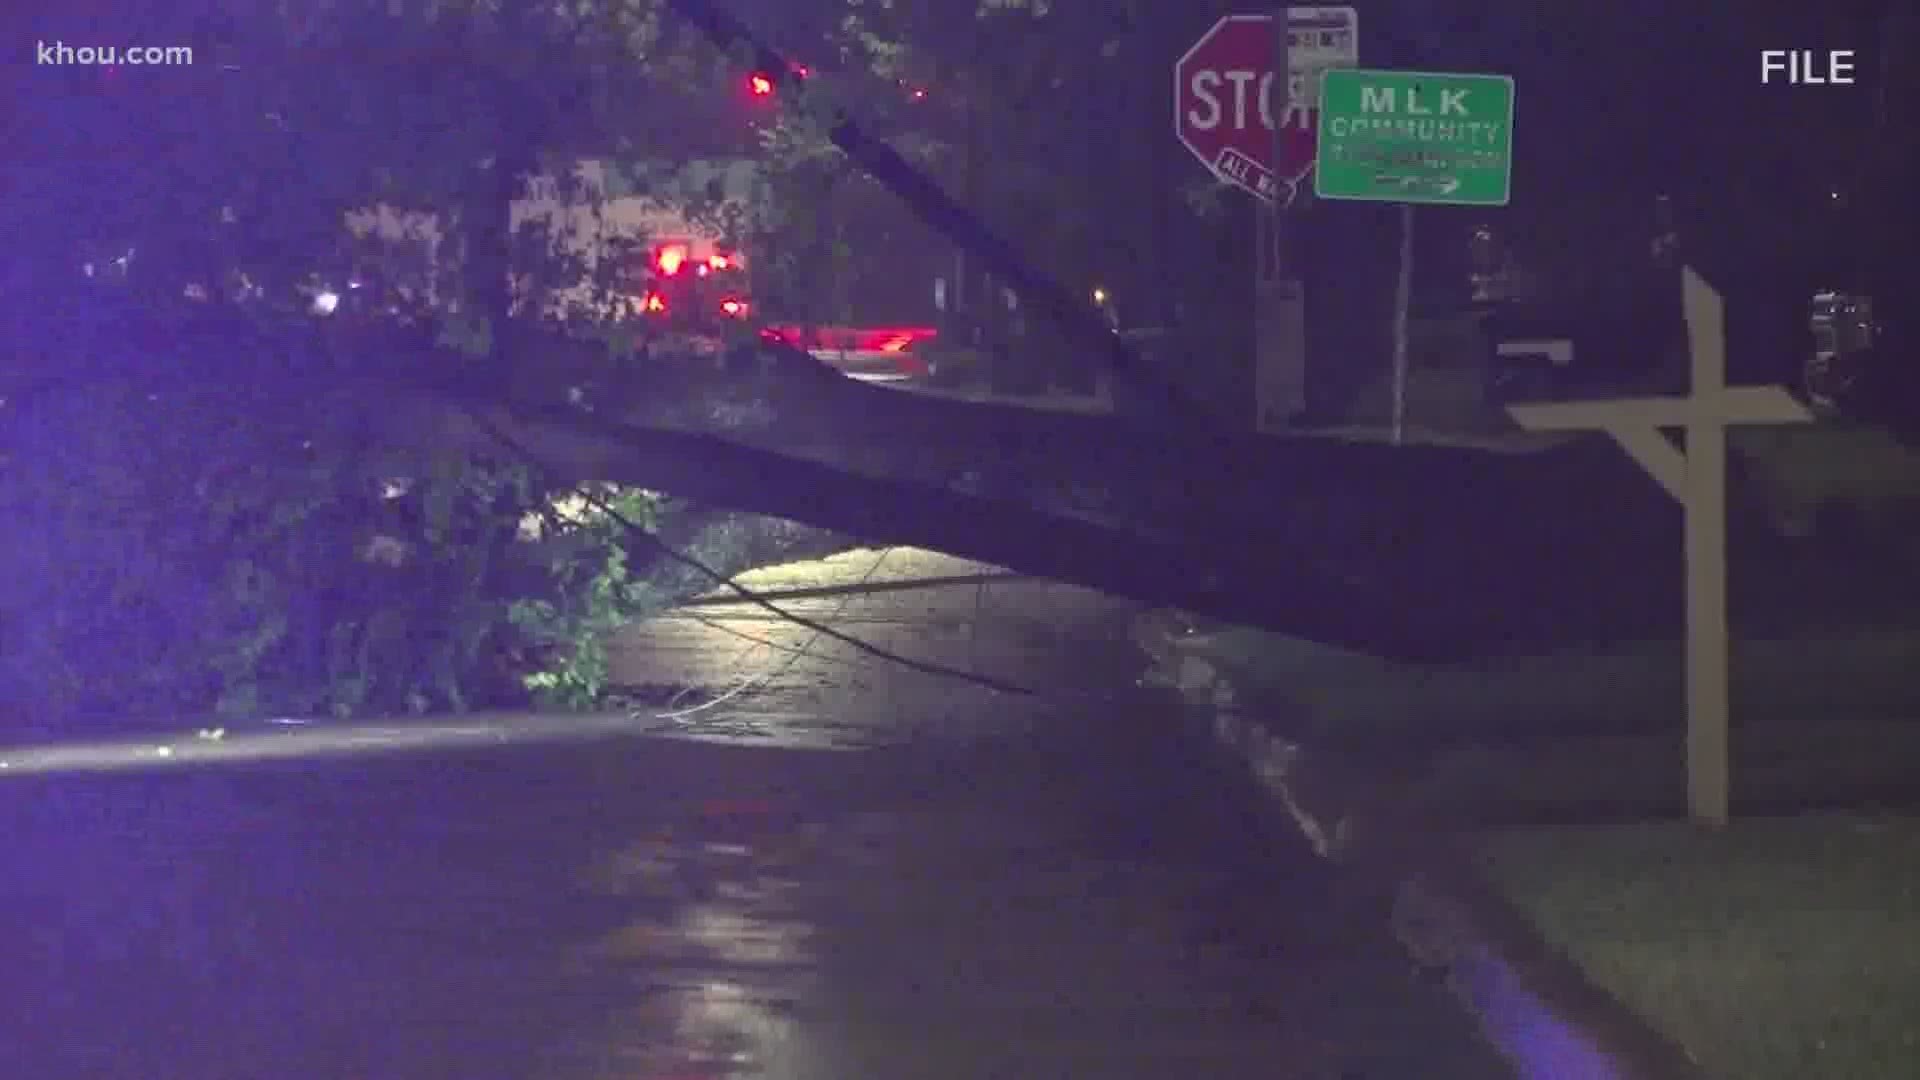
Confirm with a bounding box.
[391,340,1920,662]
[43,297,1916,667]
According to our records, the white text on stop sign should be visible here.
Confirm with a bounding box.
[1186,70,1312,132]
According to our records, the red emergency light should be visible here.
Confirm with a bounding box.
[860,326,937,352]
[759,326,939,351]
[654,244,689,275]
[641,291,667,313]
[719,298,748,318]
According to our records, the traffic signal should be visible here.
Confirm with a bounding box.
[748,73,774,96]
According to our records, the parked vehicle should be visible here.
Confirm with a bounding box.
[759,324,939,381]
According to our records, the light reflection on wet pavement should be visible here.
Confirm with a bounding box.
[2,551,1509,1079]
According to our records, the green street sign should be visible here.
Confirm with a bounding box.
[1314,69,1513,205]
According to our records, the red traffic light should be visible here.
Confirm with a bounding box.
[748,73,774,96]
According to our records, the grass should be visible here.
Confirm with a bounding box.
[1182,618,1920,818]
[1180,625,1920,748]
[1476,814,1920,1080]
[1146,618,1920,1077]
[1414,720,1920,824]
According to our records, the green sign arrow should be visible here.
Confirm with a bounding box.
[1314,69,1514,206]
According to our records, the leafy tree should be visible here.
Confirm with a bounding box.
[0,0,844,727]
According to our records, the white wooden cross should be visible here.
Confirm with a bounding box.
[1506,267,1814,826]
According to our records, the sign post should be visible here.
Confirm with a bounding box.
[1315,68,1513,440]
[1177,8,1356,432]
[1314,68,1514,206]
[1506,268,1814,826]
[1388,203,1414,443]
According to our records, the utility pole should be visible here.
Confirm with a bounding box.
[1071,20,1096,396]
[958,78,978,350]
[1151,21,1174,335]
[961,20,995,374]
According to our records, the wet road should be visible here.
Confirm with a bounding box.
[3,550,1507,1079]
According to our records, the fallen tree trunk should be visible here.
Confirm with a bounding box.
[34,302,1919,664]
[430,391,1454,658]
[413,360,1920,664]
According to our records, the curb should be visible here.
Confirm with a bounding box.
[1134,612,1708,1080]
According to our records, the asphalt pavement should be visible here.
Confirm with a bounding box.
[2,549,1508,1079]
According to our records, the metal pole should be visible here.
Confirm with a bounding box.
[1151,21,1174,332]
[958,22,980,346]
[1390,203,1415,444]
[1268,10,1293,281]
[1252,6,1309,431]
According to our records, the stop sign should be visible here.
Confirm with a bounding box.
[1174,9,1359,203]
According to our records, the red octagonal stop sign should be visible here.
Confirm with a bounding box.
[1174,9,1358,203]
